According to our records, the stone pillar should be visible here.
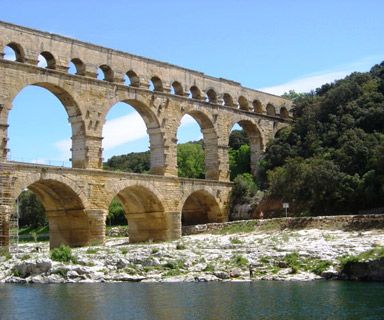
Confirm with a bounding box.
[46,209,90,249]
[127,211,169,243]
[166,211,182,240]
[86,209,107,246]
[71,134,103,169]
[217,144,230,181]
[0,208,10,248]
[0,123,9,161]
[201,127,219,180]
[147,127,177,176]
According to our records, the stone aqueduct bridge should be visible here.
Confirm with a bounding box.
[0,21,292,248]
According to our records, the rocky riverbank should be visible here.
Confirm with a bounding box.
[1,220,383,284]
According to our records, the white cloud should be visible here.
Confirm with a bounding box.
[260,55,384,95]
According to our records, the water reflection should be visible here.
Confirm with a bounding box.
[0,282,383,320]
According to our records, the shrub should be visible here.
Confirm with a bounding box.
[176,242,186,250]
[50,245,72,262]
[233,255,249,268]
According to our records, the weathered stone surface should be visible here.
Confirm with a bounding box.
[13,259,52,278]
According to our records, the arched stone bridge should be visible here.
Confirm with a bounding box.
[0,21,292,248]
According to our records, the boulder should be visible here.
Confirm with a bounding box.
[13,259,52,278]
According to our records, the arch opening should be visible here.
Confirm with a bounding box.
[103,100,165,175]
[190,86,203,100]
[280,107,289,118]
[177,111,219,180]
[206,89,218,104]
[223,93,235,107]
[125,70,140,87]
[253,100,263,113]
[266,103,276,116]
[68,58,86,76]
[97,65,114,82]
[238,96,250,111]
[181,190,222,226]
[3,42,25,62]
[7,84,84,167]
[113,185,166,242]
[38,51,56,69]
[15,179,88,249]
[171,81,184,96]
[229,120,263,179]
[150,76,163,92]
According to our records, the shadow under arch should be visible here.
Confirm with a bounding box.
[103,97,166,175]
[5,81,86,168]
[20,179,89,249]
[178,109,219,180]
[113,185,167,243]
[181,190,223,226]
[229,118,264,176]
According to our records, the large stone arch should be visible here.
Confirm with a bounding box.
[229,117,265,176]
[0,80,86,168]
[13,176,90,249]
[107,182,168,243]
[180,189,224,226]
[176,107,220,180]
[103,92,167,175]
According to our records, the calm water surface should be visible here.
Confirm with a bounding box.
[0,281,383,320]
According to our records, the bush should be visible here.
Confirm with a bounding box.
[50,245,72,262]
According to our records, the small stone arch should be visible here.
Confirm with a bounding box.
[266,103,276,116]
[69,58,86,76]
[3,42,25,62]
[172,81,184,96]
[98,64,114,82]
[190,86,203,100]
[180,189,223,226]
[39,51,56,69]
[253,100,263,113]
[126,70,140,87]
[206,88,218,103]
[223,93,235,107]
[110,184,167,242]
[280,106,289,119]
[178,109,219,180]
[238,96,250,111]
[151,76,164,92]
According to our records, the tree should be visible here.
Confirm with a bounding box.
[262,61,384,215]
[107,198,126,226]
[18,191,46,228]
[177,142,205,178]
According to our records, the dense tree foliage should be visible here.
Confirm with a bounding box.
[18,191,46,228]
[104,151,150,173]
[261,62,384,215]
[229,130,251,180]
[177,141,205,179]
[106,198,126,226]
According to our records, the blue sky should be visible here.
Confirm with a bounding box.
[1,0,384,164]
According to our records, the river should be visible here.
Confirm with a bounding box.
[0,281,383,319]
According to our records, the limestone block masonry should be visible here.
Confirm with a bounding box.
[0,21,292,248]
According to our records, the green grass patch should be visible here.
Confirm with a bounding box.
[203,263,215,272]
[339,246,384,268]
[216,222,257,235]
[86,247,99,254]
[232,254,249,268]
[230,237,243,244]
[50,245,73,263]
